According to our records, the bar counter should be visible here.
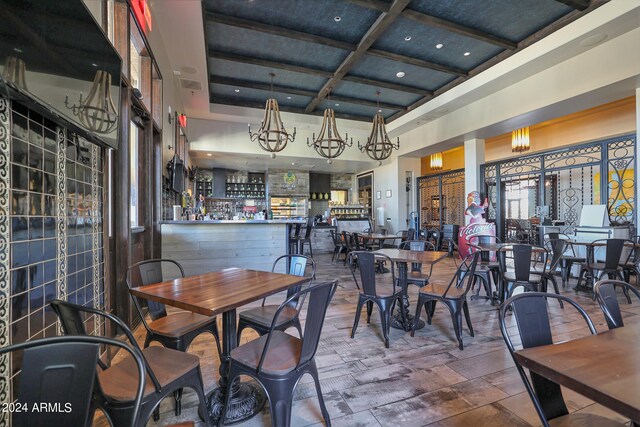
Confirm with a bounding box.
[160,220,304,275]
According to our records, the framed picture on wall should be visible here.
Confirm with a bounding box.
[376,191,381,199]
[385,190,392,198]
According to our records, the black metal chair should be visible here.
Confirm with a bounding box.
[341,231,355,266]
[294,217,315,257]
[349,251,404,348]
[441,224,459,256]
[537,239,567,308]
[0,335,145,427]
[545,232,585,286]
[467,235,501,303]
[594,279,640,329]
[576,238,634,302]
[412,252,480,350]
[621,235,640,283]
[330,229,347,262]
[499,292,625,427]
[237,254,316,341]
[398,239,436,288]
[288,223,302,254]
[219,280,338,427]
[498,244,546,302]
[51,300,209,427]
[126,258,221,416]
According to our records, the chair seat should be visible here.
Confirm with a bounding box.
[99,346,199,402]
[549,413,626,427]
[231,330,300,375]
[580,262,622,271]
[239,305,298,328]
[561,256,585,262]
[419,282,465,298]
[504,272,542,283]
[407,271,430,284]
[148,312,216,338]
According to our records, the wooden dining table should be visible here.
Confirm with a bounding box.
[515,326,640,424]
[372,248,448,331]
[357,233,402,250]
[130,267,310,425]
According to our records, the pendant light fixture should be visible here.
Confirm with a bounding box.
[248,73,296,158]
[307,88,352,164]
[358,91,399,165]
[511,126,530,153]
[2,56,28,91]
[64,70,118,134]
[430,152,443,171]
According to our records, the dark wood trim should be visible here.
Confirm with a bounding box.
[367,49,467,77]
[208,49,334,78]
[304,0,412,113]
[402,9,516,50]
[553,0,590,10]
[152,128,162,259]
[206,12,356,51]
[211,76,406,110]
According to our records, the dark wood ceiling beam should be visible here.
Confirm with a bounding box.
[210,96,372,122]
[208,49,334,78]
[553,0,590,10]
[305,0,413,113]
[211,75,405,110]
[367,49,467,77]
[342,75,433,96]
[402,10,517,50]
[206,12,357,51]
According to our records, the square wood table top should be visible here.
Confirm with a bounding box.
[130,267,310,317]
[359,233,401,240]
[515,326,640,423]
[373,248,448,264]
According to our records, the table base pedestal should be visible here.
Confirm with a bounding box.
[391,313,425,331]
[207,382,266,425]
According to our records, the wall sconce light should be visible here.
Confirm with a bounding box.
[430,152,443,171]
[512,126,530,153]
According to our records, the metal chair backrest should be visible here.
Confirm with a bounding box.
[512,244,534,281]
[441,252,479,298]
[468,235,501,262]
[500,292,596,426]
[259,280,338,372]
[1,335,145,427]
[399,240,435,272]
[341,231,354,252]
[594,279,640,329]
[546,239,567,272]
[352,232,363,250]
[303,217,314,239]
[598,239,632,270]
[329,229,340,246]
[271,254,315,306]
[442,224,459,240]
[348,251,395,296]
[127,259,185,320]
[406,228,417,241]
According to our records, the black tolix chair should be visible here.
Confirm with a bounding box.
[594,279,640,329]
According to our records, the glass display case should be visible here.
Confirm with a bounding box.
[270,197,307,219]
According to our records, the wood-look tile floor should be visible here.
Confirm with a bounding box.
[96,253,639,426]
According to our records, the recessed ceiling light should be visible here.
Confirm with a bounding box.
[404,36,412,41]
[396,71,405,78]
[207,153,212,156]
[234,89,240,92]
[378,109,382,113]
[335,103,340,106]
[92,63,97,67]
[464,52,470,56]
[13,47,22,53]
[286,96,292,99]
[334,16,341,22]
[436,43,443,49]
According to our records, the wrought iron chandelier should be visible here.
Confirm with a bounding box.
[2,56,28,91]
[248,73,295,158]
[358,92,399,165]
[430,152,443,171]
[307,89,352,164]
[511,126,530,153]
[65,70,118,134]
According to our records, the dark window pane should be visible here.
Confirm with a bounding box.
[11,216,28,241]
[28,144,42,169]
[28,217,43,239]
[29,169,43,193]
[11,242,28,268]
[12,164,28,191]
[11,267,28,295]
[11,138,28,165]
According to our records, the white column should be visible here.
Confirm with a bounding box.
[635,88,640,233]
[464,138,485,225]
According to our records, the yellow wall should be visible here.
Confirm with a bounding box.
[419,97,636,173]
[485,97,636,162]
[420,146,465,175]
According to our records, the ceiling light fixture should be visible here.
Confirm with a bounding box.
[358,91,399,165]
[234,89,240,92]
[436,43,443,49]
[286,96,292,99]
[396,71,405,78]
[2,56,28,91]
[430,152,443,171]
[334,16,341,22]
[464,52,470,56]
[65,70,118,134]
[207,153,212,156]
[512,126,530,153]
[307,88,352,164]
[404,36,412,41]
[248,72,296,158]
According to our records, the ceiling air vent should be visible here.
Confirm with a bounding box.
[179,78,202,91]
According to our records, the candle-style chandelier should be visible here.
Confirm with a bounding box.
[65,70,118,134]
[2,56,28,91]
[358,91,399,165]
[511,126,530,153]
[248,73,296,158]
[430,152,443,171]
[307,89,352,164]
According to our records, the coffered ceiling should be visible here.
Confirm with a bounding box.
[203,0,606,123]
